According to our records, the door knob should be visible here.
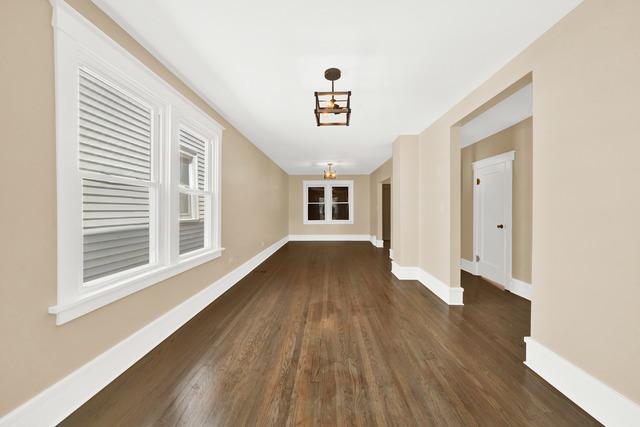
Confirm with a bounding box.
[497,224,504,229]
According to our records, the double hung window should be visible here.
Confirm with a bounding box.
[50,3,222,324]
[303,180,354,224]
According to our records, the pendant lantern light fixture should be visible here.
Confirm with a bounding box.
[323,163,337,180]
[314,68,351,126]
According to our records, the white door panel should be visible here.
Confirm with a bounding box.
[473,152,513,287]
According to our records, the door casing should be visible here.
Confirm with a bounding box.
[472,150,514,286]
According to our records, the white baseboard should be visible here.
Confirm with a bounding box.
[391,261,463,305]
[524,337,640,426]
[389,249,394,260]
[288,234,372,242]
[459,258,476,275]
[369,235,384,248]
[506,277,532,301]
[0,236,289,427]
[390,261,418,280]
[459,259,532,301]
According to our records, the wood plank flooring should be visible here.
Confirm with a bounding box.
[62,242,599,426]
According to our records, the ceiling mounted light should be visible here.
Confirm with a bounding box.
[323,163,337,180]
[314,68,351,126]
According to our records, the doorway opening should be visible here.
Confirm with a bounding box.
[457,76,533,302]
[382,180,391,249]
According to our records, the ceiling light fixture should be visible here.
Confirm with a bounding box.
[323,162,337,180]
[314,68,351,126]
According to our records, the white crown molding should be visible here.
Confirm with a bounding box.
[391,262,464,305]
[524,337,640,426]
[52,0,223,132]
[288,234,372,242]
[88,0,235,131]
[0,236,289,427]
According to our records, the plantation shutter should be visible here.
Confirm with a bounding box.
[179,128,207,254]
[78,68,153,282]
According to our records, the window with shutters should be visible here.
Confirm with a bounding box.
[50,5,222,324]
[303,180,354,224]
[178,127,213,256]
[79,68,156,284]
[179,150,198,221]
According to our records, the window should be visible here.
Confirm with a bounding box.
[303,180,354,224]
[78,68,156,284]
[179,150,198,221]
[49,2,222,324]
[178,127,213,255]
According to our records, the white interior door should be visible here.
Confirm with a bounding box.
[473,151,513,286]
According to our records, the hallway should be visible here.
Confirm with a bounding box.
[62,242,597,426]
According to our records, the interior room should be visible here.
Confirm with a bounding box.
[459,79,533,299]
[1,1,638,426]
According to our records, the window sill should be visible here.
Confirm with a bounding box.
[49,248,224,325]
[303,220,354,225]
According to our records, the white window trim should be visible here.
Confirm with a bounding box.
[48,1,224,325]
[179,149,199,221]
[173,120,220,263]
[303,180,354,225]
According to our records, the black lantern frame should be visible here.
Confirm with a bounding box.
[314,68,351,126]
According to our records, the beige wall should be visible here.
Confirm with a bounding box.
[0,0,288,415]
[369,159,392,240]
[288,175,370,235]
[461,117,532,283]
[393,0,639,403]
[393,136,419,266]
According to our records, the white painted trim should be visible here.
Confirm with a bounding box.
[49,0,224,324]
[461,84,532,148]
[506,277,532,301]
[472,150,514,286]
[48,249,224,324]
[460,260,532,301]
[390,262,419,280]
[0,236,289,427]
[471,149,516,168]
[391,262,464,305]
[460,258,531,301]
[288,234,371,242]
[369,235,384,248]
[459,258,477,275]
[389,249,394,260]
[524,337,640,427]
[302,180,354,225]
[88,0,237,133]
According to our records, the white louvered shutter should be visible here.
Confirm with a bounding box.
[79,68,154,283]
[178,128,209,255]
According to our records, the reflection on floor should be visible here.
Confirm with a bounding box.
[62,242,598,426]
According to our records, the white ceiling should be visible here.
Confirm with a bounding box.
[94,0,581,174]
[461,83,532,148]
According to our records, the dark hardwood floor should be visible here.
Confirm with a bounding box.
[62,242,599,426]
